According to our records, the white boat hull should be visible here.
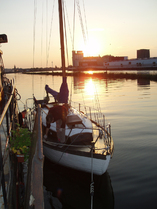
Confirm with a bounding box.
[43,142,111,175]
[35,103,113,175]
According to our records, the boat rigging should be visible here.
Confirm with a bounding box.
[31,0,114,176]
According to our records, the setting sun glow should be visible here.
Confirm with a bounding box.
[80,37,101,57]
[87,71,93,74]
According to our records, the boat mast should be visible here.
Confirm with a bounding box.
[58,0,66,78]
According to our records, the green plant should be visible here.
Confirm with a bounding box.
[10,124,31,161]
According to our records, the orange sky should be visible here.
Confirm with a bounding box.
[1,0,157,68]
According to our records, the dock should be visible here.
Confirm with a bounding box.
[0,80,45,209]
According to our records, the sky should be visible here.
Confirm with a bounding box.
[0,0,157,69]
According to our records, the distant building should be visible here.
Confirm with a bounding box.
[72,50,103,67]
[103,57,157,69]
[137,49,150,59]
[102,55,127,62]
[79,56,102,67]
[72,49,156,70]
[72,51,84,67]
[72,51,127,67]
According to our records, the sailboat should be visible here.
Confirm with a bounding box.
[34,0,114,175]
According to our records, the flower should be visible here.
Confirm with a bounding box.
[10,124,31,161]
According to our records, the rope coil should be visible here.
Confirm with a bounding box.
[90,181,94,196]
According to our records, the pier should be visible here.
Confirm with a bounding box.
[0,79,44,209]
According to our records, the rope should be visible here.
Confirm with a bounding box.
[82,0,88,40]
[81,89,87,115]
[45,140,108,152]
[68,0,76,104]
[41,0,44,67]
[45,141,92,149]
[89,140,96,209]
[33,0,37,96]
[33,0,37,66]
[46,0,48,67]
[64,1,73,48]
[46,0,55,67]
[63,2,69,67]
[76,0,87,44]
[3,88,21,101]
[92,84,101,125]
[73,0,76,51]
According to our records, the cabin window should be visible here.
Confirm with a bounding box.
[75,123,85,128]
[66,123,85,129]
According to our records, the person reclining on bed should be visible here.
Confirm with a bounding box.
[44,104,68,143]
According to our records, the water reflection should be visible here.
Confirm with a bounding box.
[137,78,150,86]
[73,76,85,92]
[137,71,150,86]
[43,158,114,209]
[73,76,96,98]
[5,73,157,208]
[74,76,105,92]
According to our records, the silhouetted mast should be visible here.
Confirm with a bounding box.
[58,0,66,78]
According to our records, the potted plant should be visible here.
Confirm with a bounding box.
[10,124,31,162]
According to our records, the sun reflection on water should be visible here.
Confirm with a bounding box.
[84,78,95,98]
[87,71,93,75]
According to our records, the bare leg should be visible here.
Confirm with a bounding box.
[56,119,65,143]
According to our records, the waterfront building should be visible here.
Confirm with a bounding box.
[72,49,157,70]
[137,49,150,59]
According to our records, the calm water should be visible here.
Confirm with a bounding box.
[7,73,157,209]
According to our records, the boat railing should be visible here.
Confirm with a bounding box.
[70,101,112,150]
[25,98,106,129]
[70,101,106,129]
[25,98,105,128]
[25,97,111,139]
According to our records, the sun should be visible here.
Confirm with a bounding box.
[76,29,104,57]
[83,37,101,57]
